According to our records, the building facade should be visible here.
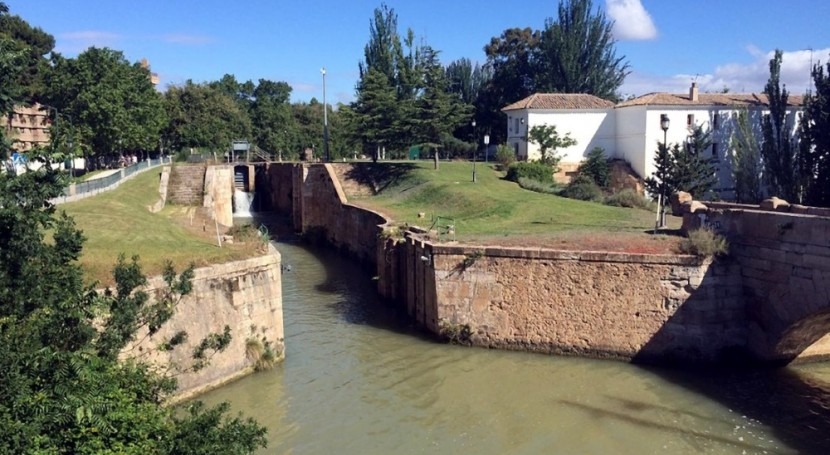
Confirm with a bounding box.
[1,103,52,152]
[503,83,804,193]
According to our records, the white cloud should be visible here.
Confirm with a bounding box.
[57,30,122,53]
[620,47,830,97]
[606,0,657,41]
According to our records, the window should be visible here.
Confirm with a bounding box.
[711,143,719,163]
[712,112,719,130]
[514,118,520,135]
[687,114,694,127]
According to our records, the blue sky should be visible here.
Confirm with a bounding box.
[7,0,830,104]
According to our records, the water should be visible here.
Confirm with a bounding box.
[197,236,830,454]
[234,189,254,217]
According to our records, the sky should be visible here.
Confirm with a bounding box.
[6,0,830,104]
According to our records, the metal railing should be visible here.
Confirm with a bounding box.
[52,156,172,204]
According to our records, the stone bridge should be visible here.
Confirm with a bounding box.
[676,194,830,364]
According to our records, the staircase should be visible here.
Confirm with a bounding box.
[167,164,207,205]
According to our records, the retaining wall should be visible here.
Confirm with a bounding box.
[124,248,284,402]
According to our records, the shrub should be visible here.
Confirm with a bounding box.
[604,188,654,210]
[506,162,553,183]
[518,177,559,194]
[576,147,610,188]
[561,174,603,202]
[679,228,729,258]
[495,144,516,169]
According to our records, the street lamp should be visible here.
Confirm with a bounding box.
[656,113,670,232]
[471,120,477,183]
[321,67,329,162]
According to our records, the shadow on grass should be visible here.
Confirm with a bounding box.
[343,163,418,195]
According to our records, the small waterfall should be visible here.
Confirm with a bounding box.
[233,189,255,217]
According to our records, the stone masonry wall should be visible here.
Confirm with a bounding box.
[298,164,388,266]
[203,165,234,227]
[124,248,284,402]
[400,237,747,363]
[681,199,830,363]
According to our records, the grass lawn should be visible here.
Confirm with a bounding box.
[60,169,264,286]
[344,161,682,252]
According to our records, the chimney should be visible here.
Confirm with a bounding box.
[689,82,699,102]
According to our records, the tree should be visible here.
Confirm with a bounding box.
[798,60,830,207]
[644,142,674,202]
[477,27,540,143]
[353,68,398,161]
[250,79,294,156]
[533,0,629,101]
[0,5,54,102]
[731,108,763,203]
[0,166,267,453]
[163,80,252,155]
[761,49,800,201]
[44,48,166,164]
[673,126,718,199]
[526,124,576,168]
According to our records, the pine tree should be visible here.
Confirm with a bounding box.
[644,142,674,201]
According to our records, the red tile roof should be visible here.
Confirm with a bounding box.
[502,93,616,111]
[615,92,804,108]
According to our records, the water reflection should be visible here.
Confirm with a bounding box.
[197,233,830,455]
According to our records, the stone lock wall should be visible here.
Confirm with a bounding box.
[124,248,284,402]
[203,165,234,226]
[399,237,747,363]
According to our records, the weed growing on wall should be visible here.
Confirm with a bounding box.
[679,228,729,258]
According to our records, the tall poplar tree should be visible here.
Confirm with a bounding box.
[799,60,830,206]
[533,0,629,101]
[761,50,799,201]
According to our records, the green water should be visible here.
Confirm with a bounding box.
[198,238,830,454]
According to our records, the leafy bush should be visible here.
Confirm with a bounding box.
[506,162,553,183]
[561,174,603,202]
[679,228,729,257]
[604,188,654,210]
[495,144,516,169]
[577,147,610,188]
[518,177,559,195]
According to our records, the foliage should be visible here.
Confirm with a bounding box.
[506,161,554,183]
[533,0,629,101]
[526,124,576,168]
[679,228,729,258]
[438,320,472,345]
[494,144,517,169]
[163,80,252,155]
[477,27,540,144]
[730,108,763,203]
[645,136,717,201]
[0,167,267,453]
[0,5,54,102]
[44,47,166,164]
[761,50,800,201]
[798,60,830,207]
[561,174,603,202]
[604,188,654,210]
[517,177,559,194]
[673,126,718,199]
[576,147,610,187]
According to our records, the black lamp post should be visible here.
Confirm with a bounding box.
[657,114,670,231]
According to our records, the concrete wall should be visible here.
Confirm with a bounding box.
[124,248,284,402]
[204,165,234,226]
[394,237,747,363]
[260,163,295,213]
[681,200,830,363]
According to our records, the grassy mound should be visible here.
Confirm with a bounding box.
[61,170,264,285]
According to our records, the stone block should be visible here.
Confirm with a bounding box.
[670,191,693,216]
[804,254,830,271]
[760,197,790,211]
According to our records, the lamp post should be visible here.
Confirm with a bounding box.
[656,114,670,232]
[471,120,477,183]
[321,67,329,162]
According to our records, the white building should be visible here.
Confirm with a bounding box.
[503,83,804,193]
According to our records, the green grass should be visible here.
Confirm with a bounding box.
[348,161,675,241]
[61,170,262,286]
